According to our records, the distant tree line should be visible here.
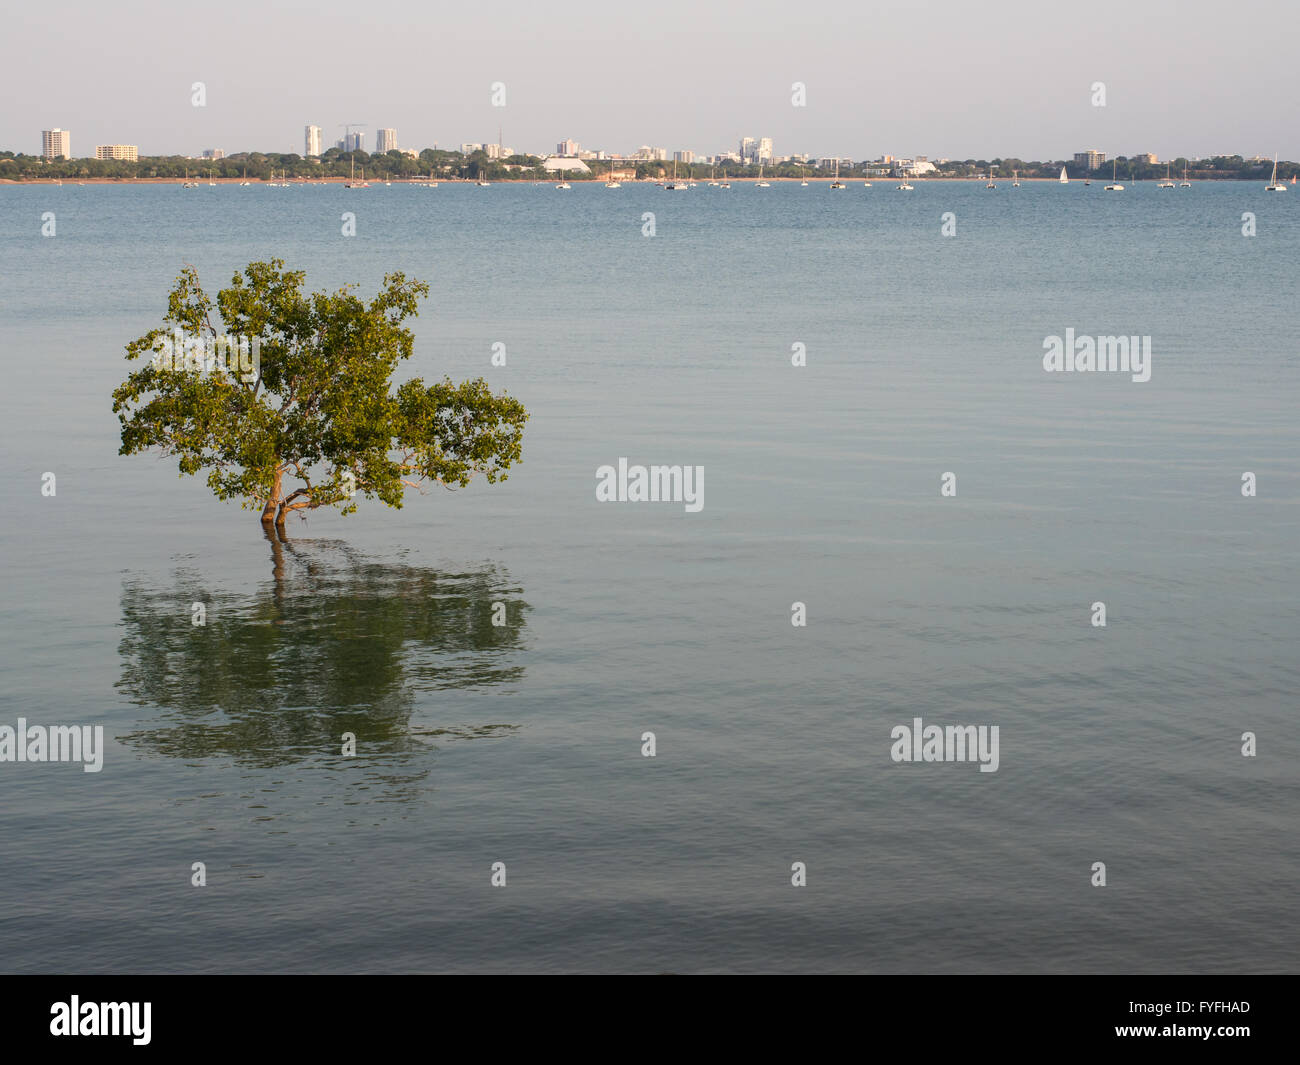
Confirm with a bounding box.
[1,149,1294,182]
[933,156,1296,181]
[0,148,547,182]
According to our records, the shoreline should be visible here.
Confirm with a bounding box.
[0,175,1251,186]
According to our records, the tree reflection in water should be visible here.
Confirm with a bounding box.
[116,528,529,769]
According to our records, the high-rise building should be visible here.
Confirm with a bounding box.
[556,138,579,157]
[740,137,756,164]
[200,148,224,160]
[757,137,774,163]
[1074,150,1106,170]
[305,125,322,157]
[42,128,71,159]
[376,128,398,153]
[673,150,694,164]
[1136,152,1157,165]
[335,133,364,153]
[461,143,483,155]
[95,145,138,162]
[485,143,513,160]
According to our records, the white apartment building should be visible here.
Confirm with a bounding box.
[42,128,71,159]
[95,144,139,162]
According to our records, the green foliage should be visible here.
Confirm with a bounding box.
[5,148,1298,182]
[112,261,528,525]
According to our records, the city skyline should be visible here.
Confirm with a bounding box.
[25,123,1290,169]
[4,0,1294,163]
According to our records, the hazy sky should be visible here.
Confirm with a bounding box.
[5,0,1294,160]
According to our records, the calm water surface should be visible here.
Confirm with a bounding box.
[0,180,1297,972]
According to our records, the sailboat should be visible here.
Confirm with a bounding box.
[830,158,846,190]
[182,167,197,188]
[605,164,621,189]
[707,165,718,188]
[665,160,688,190]
[1265,154,1287,192]
[344,157,368,188]
[800,165,808,187]
[985,166,996,189]
[239,167,250,187]
[1059,166,1069,184]
[1158,163,1175,189]
[556,166,571,190]
[1180,164,1191,188]
[208,168,216,187]
[755,162,770,188]
[719,166,730,189]
[1104,159,1124,191]
[895,163,914,191]
[1012,169,1020,187]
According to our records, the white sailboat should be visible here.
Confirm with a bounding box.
[1059,166,1069,184]
[1104,159,1124,191]
[1158,163,1175,189]
[985,166,996,189]
[755,162,770,188]
[605,164,621,189]
[344,157,367,188]
[1179,164,1191,188]
[1265,153,1287,192]
[665,160,688,190]
[1012,169,1020,187]
[830,158,846,190]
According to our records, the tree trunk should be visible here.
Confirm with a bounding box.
[260,467,283,526]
